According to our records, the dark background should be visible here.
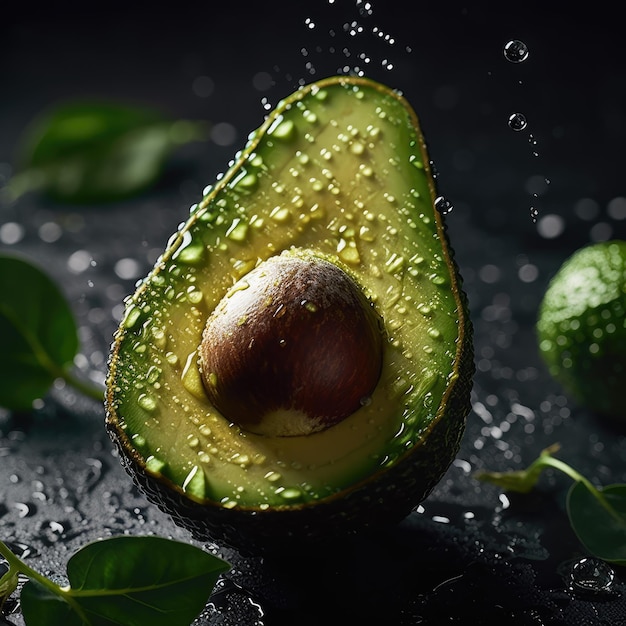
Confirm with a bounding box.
[2,2,626,624]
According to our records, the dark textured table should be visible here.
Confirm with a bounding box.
[2,3,626,624]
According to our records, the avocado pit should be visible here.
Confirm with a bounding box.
[200,254,384,437]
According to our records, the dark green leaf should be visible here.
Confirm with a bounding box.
[64,536,229,626]
[5,102,209,203]
[20,580,85,626]
[0,254,78,410]
[567,482,626,565]
[21,103,164,167]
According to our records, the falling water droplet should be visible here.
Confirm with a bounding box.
[530,206,539,222]
[504,40,529,63]
[508,112,527,131]
[568,557,615,596]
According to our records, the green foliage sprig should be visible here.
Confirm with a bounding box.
[476,444,626,565]
[0,536,229,625]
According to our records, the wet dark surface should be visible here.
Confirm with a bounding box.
[2,2,626,624]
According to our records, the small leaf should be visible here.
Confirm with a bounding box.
[0,254,79,410]
[20,580,84,626]
[64,536,229,626]
[4,101,209,203]
[567,482,626,565]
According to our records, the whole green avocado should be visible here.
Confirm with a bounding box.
[537,240,626,419]
[106,76,474,554]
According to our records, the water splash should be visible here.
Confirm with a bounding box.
[298,0,408,81]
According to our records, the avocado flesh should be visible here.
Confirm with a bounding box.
[106,77,469,513]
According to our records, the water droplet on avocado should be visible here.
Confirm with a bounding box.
[226,218,249,241]
[232,171,258,194]
[138,393,157,412]
[270,205,291,222]
[123,304,142,329]
[410,155,424,169]
[182,465,206,498]
[264,471,282,482]
[197,451,211,464]
[391,376,411,398]
[385,253,405,274]
[430,273,447,286]
[165,351,179,367]
[178,244,206,265]
[150,327,167,349]
[187,287,203,304]
[231,453,251,468]
[181,351,207,400]
[269,118,296,140]
[359,163,374,177]
[359,225,376,242]
[337,238,361,264]
[145,456,166,474]
[428,328,441,340]
[276,486,303,501]
[350,141,365,155]
[132,434,147,448]
[146,366,162,384]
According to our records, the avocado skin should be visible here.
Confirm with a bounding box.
[107,254,473,555]
[105,75,475,555]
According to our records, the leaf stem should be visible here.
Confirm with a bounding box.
[0,168,47,204]
[537,455,624,524]
[0,541,91,623]
[61,368,105,404]
[1,542,49,592]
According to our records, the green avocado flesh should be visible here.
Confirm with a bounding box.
[106,76,470,518]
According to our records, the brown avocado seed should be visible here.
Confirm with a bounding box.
[200,254,384,437]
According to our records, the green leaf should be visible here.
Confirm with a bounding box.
[63,536,229,626]
[20,580,85,626]
[0,254,79,410]
[3,102,209,203]
[567,482,626,565]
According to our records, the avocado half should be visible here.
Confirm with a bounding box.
[105,76,474,554]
